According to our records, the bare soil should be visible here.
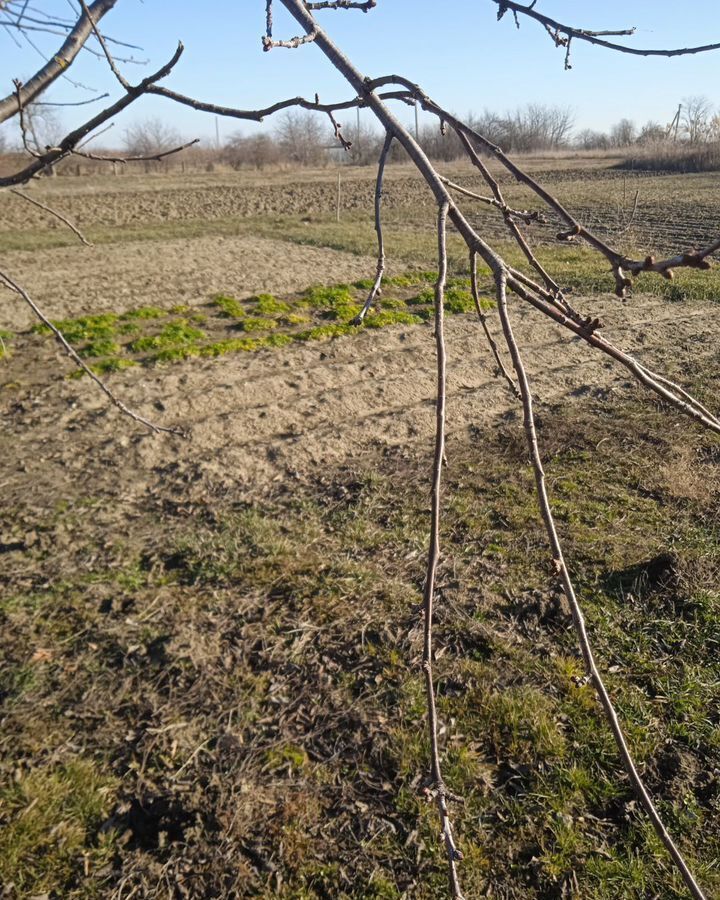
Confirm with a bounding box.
[1,235,379,331]
[2,287,718,511]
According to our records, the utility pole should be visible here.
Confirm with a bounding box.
[666,103,681,142]
[414,100,419,143]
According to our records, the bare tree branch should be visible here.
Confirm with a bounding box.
[353,131,392,324]
[494,269,707,900]
[0,42,185,187]
[273,5,716,896]
[4,2,720,895]
[0,0,118,124]
[469,250,519,399]
[72,136,200,163]
[145,83,411,122]
[32,93,110,108]
[76,0,129,89]
[493,1,720,59]
[422,201,465,898]
[439,175,543,225]
[8,188,92,245]
[305,0,377,10]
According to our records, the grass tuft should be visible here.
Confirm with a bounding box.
[0,760,118,896]
[120,306,166,321]
[0,328,13,360]
[235,316,278,333]
[212,294,246,318]
[129,319,206,353]
[253,293,291,315]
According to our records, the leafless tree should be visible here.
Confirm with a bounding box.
[2,3,720,898]
[610,117,638,147]
[574,127,610,151]
[682,95,714,143]
[123,116,182,157]
[638,120,667,144]
[224,130,282,169]
[275,108,327,165]
[498,103,574,153]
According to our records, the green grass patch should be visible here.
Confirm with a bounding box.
[364,310,423,328]
[149,345,201,364]
[280,313,311,326]
[0,328,13,360]
[252,293,291,315]
[2,383,719,896]
[129,319,206,353]
[235,316,278,333]
[32,313,118,343]
[0,760,118,896]
[212,294,246,318]
[120,306,166,321]
[79,337,121,359]
[303,284,356,309]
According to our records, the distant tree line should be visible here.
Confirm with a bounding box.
[220,95,720,169]
[3,95,720,174]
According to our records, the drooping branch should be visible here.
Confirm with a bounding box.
[469,251,519,399]
[504,273,720,435]
[494,270,707,900]
[451,126,570,308]
[493,0,720,59]
[369,74,720,296]
[353,131,392,324]
[8,189,92,246]
[3,1,719,895]
[422,201,465,898]
[273,4,715,896]
[76,0,130,89]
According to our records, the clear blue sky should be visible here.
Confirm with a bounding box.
[2,1,720,146]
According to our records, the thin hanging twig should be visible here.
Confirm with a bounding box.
[8,188,92,246]
[469,250,520,399]
[354,131,393,324]
[494,269,707,900]
[422,201,465,899]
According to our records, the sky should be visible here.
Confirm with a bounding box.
[2,1,720,147]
